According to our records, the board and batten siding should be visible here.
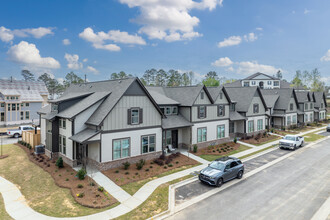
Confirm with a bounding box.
[194,90,212,105]
[74,100,102,134]
[191,105,229,122]
[214,92,229,105]
[179,107,191,121]
[40,118,46,145]
[287,97,297,113]
[246,96,266,117]
[59,118,73,160]
[102,95,161,131]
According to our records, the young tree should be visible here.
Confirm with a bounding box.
[110,72,118,79]
[21,70,35,81]
[205,71,218,80]
[155,69,168,86]
[310,68,325,92]
[202,78,220,87]
[110,71,132,79]
[63,72,84,88]
[275,70,282,79]
[38,73,64,98]
[182,72,191,86]
[167,69,182,86]
[292,70,304,88]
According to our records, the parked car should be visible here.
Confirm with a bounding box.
[7,126,37,138]
[327,124,330,132]
[199,156,244,187]
[279,135,304,150]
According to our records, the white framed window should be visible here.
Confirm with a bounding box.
[0,103,4,108]
[172,106,178,114]
[12,104,16,111]
[287,116,291,126]
[217,125,225,139]
[62,119,66,129]
[141,134,156,154]
[218,105,224,116]
[305,103,308,111]
[198,106,206,118]
[113,138,130,160]
[166,107,171,115]
[25,111,30,120]
[197,127,207,143]
[243,82,249,87]
[257,119,263,131]
[165,131,171,145]
[248,121,254,133]
[310,103,313,109]
[253,104,259,113]
[274,81,279,86]
[292,115,297,123]
[25,103,30,107]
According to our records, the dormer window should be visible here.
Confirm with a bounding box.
[310,103,313,109]
[198,106,206,118]
[219,92,223,99]
[251,81,256,85]
[172,106,178,114]
[290,103,293,111]
[253,104,259,113]
[51,104,58,112]
[267,81,272,85]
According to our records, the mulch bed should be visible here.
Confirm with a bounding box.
[17,143,117,208]
[192,142,241,156]
[102,152,199,186]
[0,155,9,159]
[241,133,279,145]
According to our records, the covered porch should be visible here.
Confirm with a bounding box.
[271,113,286,128]
[162,114,192,152]
[229,112,247,138]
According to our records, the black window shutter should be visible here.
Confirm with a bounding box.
[197,107,200,119]
[139,108,143,124]
[205,106,207,118]
[217,105,220,117]
[127,109,131,125]
[223,105,225,116]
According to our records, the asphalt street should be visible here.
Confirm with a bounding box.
[168,138,330,220]
[0,135,20,145]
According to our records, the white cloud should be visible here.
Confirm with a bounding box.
[227,66,234,72]
[119,0,222,42]
[83,58,88,62]
[321,49,330,62]
[0,26,14,42]
[79,27,146,51]
[63,39,71,45]
[217,36,242,48]
[212,57,233,67]
[64,53,83,70]
[7,41,60,69]
[0,26,53,42]
[87,66,99,74]
[256,27,263,31]
[237,61,280,75]
[304,9,310,14]
[244,32,257,42]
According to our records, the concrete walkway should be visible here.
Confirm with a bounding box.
[0,126,326,219]
[237,141,256,148]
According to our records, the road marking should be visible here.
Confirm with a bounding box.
[154,136,330,220]
[311,196,330,220]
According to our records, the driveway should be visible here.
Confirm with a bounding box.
[0,135,20,145]
[168,138,330,220]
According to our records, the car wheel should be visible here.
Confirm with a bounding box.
[216,178,223,187]
[237,170,243,179]
[14,133,19,138]
[293,145,297,151]
[300,141,304,147]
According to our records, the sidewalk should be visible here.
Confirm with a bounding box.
[0,126,327,219]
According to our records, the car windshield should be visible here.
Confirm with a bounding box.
[284,136,295,141]
[209,161,225,171]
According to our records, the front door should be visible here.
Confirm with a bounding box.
[171,130,178,148]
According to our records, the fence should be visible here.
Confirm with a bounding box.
[22,130,41,148]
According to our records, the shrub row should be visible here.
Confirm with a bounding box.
[18,140,32,149]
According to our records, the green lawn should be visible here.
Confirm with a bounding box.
[200,144,252,161]
[0,144,116,217]
[121,163,200,195]
[303,133,325,142]
[239,145,277,160]
[0,193,12,220]
[115,175,193,220]
[254,136,281,146]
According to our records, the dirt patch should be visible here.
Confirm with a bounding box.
[0,155,8,159]
[102,153,198,186]
[192,142,241,156]
[17,144,117,209]
[241,133,279,145]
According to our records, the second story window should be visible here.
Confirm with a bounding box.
[310,103,313,109]
[1,103,4,107]
[166,107,171,115]
[230,103,235,111]
[25,103,30,107]
[274,81,279,86]
[128,108,143,125]
[253,104,259,113]
[172,106,178,114]
[62,119,66,129]
[198,106,206,118]
[12,103,16,111]
[290,103,293,111]
[8,104,10,111]
[305,103,308,111]
[218,105,225,116]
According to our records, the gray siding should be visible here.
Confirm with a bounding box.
[102,95,161,131]
[286,97,297,113]
[191,105,229,122]
[179,107,191,121]
[194,90,212,105]
[214,92,229,104]
[74,100,102,133]
[246,97,266,116]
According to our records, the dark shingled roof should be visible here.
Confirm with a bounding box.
[229,112,246,121]
[162,114,192,129]
[313,92,327,108]
[146,87,180,105]
[243,72,279,80]
[69,128,100,143]
[295,91,310,103]
[261,89,297,110]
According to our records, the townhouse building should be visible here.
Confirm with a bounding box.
[295,91,315,124]
[261,89,299,128]
[0,79,48,127]
[312,92,327,121]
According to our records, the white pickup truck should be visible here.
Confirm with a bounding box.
[279,135,304,150]
[7,126,37,138]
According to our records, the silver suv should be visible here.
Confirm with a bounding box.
[199,157,244,187]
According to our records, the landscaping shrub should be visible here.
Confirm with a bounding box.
[77,168,87,180]
[66,178,69,181]
[145,168,149,172]
[271,128,274,133]
[159,154,166,160]
[122,161,130,170]
[115,170,119,173]
[125,171,129,175]
[136,159,145,170]
[164,166,167,169]
[212,150,215,152]
[77,184,83,188]
[55,157,64,168]
[98,186,104,192]
[176,161,179,164]
[174,152,181,157]
[90,182,95,186]
[154,158,164,166]
[165,157,173,164]
[168,164,173,167]
[234,137,237,143]
[193,144,198,153]
[77,193,84,198]
[149,165,153,168]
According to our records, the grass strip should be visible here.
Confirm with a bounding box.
[0,193,13,220]
[239,145,277,160]
[115,175,193,220]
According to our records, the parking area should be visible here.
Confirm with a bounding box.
[175,146,300,205]
[0,135,20,145]
[317,131,330,136]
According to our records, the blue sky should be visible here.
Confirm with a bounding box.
[1,0,330,84]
